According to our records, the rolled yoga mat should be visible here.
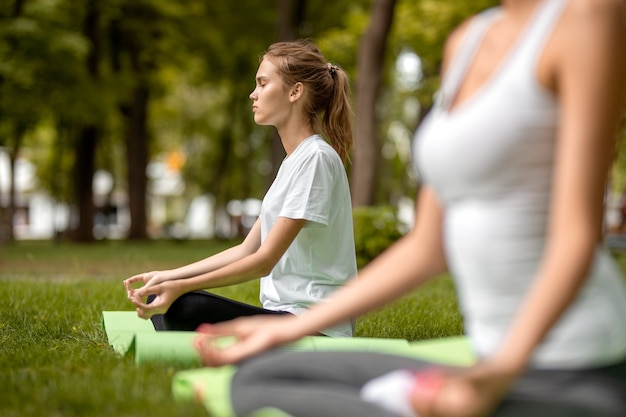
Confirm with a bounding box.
[102,311,424,366]
[102,311,155,356]
[102,311,203,366]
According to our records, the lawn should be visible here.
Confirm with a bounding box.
[0,238,526,417]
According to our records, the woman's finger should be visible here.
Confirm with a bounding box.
[136,306,152,320]
[131,283,155,300]
[129,297,150,310]
[196,335,265,367]
[123,280,132,297]
[124,275,144,286]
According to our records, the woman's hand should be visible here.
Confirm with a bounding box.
[410,361,518,417]
[127,280,185,319]
[123,270,173,298]
[193,314,304,366]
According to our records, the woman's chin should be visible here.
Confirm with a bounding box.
[253,115,268,125]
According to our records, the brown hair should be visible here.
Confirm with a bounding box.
[262,39,353,163]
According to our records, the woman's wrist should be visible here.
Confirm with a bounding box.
[279,313,314,343]
[156,269,177,283]
[483,352,527,380]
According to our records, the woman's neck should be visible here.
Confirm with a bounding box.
[501,0,543,14]
[499,0,545,25]
[277,122,316,156]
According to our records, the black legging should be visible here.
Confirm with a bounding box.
[230,350,626,417]
[148,290,290,331]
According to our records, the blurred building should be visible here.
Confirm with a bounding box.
[0,148,226,240]
[0,148,68,239]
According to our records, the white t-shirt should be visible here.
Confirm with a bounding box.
[259,134,357,337]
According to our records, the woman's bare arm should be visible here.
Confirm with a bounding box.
[197,185,449,365]
[129,217,306,318]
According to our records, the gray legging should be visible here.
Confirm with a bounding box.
[231,350,626,417]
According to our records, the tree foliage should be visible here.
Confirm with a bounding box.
[6,0,622,243]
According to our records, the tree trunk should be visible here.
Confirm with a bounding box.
[210,102,234,210]
[72,125,98,242]
[0,0,25,244]
[268,0,306,187]
[351,0,397,207]
[122,83,149,240]
[70,0,100,242]
[5,140,20,243]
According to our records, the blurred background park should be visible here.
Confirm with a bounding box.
[2,0,626,247]
[3,2,626,416]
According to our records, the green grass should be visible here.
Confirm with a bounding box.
[0,239,463,417]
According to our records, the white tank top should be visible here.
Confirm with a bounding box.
[414,0,626,368]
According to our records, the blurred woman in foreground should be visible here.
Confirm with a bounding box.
[196,1,626,416]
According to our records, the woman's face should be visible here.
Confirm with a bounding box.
[249,58,293,127]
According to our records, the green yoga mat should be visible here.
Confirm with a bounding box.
[102,311,203,366]
[102,311,418,366]
[172,335,476,417]
[102,311,476,417]
[102,310,155,356]
[103,311,475,366]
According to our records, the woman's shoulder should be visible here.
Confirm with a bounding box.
[441,14,482,77]
[566,0,625,14]
[304,135,343,164]
[559,0,625,30]
[550,0,626,67]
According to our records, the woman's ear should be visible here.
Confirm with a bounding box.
[289,82,304,102]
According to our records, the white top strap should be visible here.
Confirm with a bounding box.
[516,0,570,66]
[438,8,501,109]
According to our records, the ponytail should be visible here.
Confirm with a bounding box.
[322,65,353,163]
